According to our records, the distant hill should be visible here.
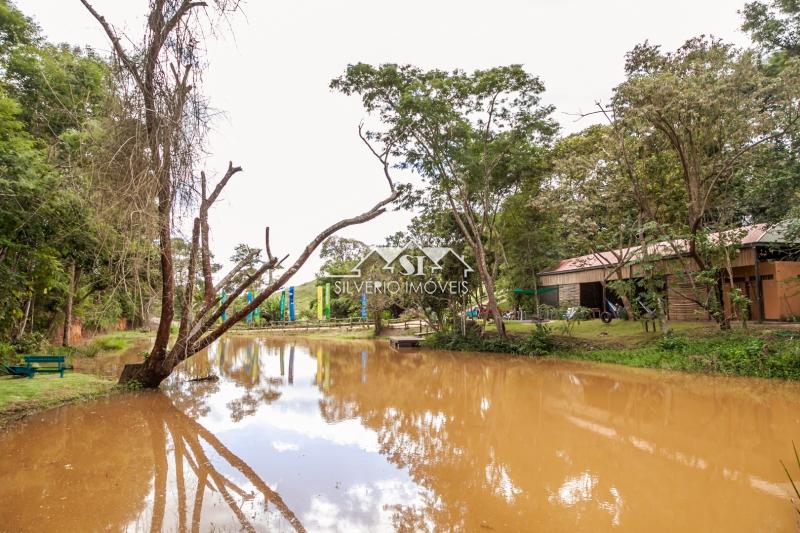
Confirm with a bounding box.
[291,279,318,314]
[268,278,318,317]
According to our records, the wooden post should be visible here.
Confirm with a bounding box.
[754,245,764,324]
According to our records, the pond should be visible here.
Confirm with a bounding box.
[1,335,799,532]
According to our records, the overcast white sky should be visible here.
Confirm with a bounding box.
[21,0,751,284]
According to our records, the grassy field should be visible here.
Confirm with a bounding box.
[0,330,151,430]
[431,319,800,380]
[0,373,116,430]
[491,319,709,345]
[553,331,800,379]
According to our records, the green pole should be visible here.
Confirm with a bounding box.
[324,282,331,320]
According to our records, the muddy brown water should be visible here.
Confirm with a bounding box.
[1,335,800,532]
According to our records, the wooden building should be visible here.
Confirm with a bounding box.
[537,224,800,322]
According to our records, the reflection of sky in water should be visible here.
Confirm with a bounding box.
[178,340,428,532]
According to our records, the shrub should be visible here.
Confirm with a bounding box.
[81,344,101,358]
[656,333,687,351]
[515,324,554,355]
[424,324,554,357]
[11,332,45,354]
[0,342,15,364]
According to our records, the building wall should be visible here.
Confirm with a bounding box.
[539,268,611,287]
[559,283,580,307]
[765,262,800,320]
[541,256,800,321]
[539,248,756,287]
[666,276,709,321]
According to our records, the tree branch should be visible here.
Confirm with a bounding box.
[192,189,400,351]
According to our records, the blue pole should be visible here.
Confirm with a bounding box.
[360,292,367,320]
[289,286,295,321]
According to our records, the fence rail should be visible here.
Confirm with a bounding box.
[232,317,429,333]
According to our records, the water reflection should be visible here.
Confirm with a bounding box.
[0,392,304,532]
[1,335,800,532]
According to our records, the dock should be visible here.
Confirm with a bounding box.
[388,336,421,349]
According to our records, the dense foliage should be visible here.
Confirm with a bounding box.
[2,0,800,358]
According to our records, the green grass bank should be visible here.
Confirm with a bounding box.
[427,320,800,380]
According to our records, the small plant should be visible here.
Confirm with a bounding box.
[781,442,800,518]
[656,333,687,351]
[729,287,751,330]
[80,344,101,358]
[518,323,554,355]
[124,379,144,391]
[558,306,590,336]
[0,342,14,364]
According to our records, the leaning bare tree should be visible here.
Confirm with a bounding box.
[82,0,398,387]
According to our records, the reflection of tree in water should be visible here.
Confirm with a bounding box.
[310,337,800,532]
[0,390,307,532]
[316,347,495,530]
[144,393,306,533]
[168,336,284,422]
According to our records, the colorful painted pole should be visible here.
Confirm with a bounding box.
[324,282,331,320]
[289,286,295,321]
[246,291,253,324]
[221,290,228,322]
[317,286,324,320]
[254,306,261,324]
[360,292,367,320]
[279,289,286,322]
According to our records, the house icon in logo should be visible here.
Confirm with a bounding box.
[332,246,474,278]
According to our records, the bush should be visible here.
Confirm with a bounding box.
[11,332,45,354]
[81,344,101,358]
[519,324,555,355]
[0,342,15,364]
[424,325,553,357]
[656,333,687,351]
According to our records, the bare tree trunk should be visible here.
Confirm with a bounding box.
[85,0,398,388]
[471,242,504,336]
[15,297,31,341]
[63,261,76,346]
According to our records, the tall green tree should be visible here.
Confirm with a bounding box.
[332,64,556,336]
[610,37,800,327]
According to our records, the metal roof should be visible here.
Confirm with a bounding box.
[539,222,797,276]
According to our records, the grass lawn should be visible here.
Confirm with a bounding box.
[0,373,116,430]
[489,319,710,345]
[553,331,800,379]
[433,319,800,380]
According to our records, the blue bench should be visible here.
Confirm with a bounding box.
[2,355,67,378]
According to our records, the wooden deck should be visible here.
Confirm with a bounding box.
[388,336,421,349]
